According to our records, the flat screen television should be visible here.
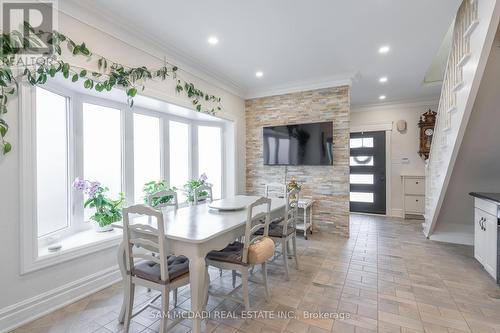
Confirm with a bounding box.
[263,122,333,166]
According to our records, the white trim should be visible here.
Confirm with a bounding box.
[352,99,439,113]
[245,75,353,99]
[350,122,393,216]
[389,208,403,218]
[0,266,121,333]
[350,121,393,133]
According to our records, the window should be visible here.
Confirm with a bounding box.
[198,125,222,199]
[35,87,69,237]
[22,83,229,272]
[133,114,161,203]
[169,120,190,189]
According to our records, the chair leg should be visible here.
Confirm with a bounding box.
[204,269,210,309]
[160,287,170,333]
[261,262,269,301]
[232,270,237,288]
[124,279,135,331]
[219,268,223,277]
[173,288,178,307]
[241,269,250,311]
[282,239,289,280]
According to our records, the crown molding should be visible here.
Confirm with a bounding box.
[351,97,439,113]
[245,74,354,100]
[57,0,246,98]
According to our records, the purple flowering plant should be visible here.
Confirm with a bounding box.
[73,178,125,227]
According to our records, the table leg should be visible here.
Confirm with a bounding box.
[310,206,313,233]
[188,255,208,333]
[117,241,127,324]
[303,208,308,240]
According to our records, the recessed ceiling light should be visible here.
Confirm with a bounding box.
[255,71,264,78]
[379,95,387,100]
[379,77,388,83]
[207,36,219,45]
[378,45,390,54]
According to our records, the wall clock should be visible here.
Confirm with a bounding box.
[418,109,437,160]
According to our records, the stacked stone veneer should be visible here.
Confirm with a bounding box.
[245,86,350,237]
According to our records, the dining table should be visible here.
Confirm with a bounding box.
[112,195,286,333]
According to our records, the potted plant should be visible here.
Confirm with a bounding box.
[287,176,302,200]
[184,173,209,204]
[73,178,124,232]
[142,180,176,207]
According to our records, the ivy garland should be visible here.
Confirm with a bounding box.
[0,22,222,155]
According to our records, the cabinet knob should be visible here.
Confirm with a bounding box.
[416,199,419,202]
[416,182,419,184]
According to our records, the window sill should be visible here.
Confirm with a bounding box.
[22,228,122,274]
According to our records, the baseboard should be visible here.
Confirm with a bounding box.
[0,266,122,333]
[389,209,403,218]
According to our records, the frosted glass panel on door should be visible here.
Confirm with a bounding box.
[198,126,222,199]
[83,103,122,220]
[350,192,374,203]
[134,114,161,203]
[350,137,374,148]
[36,87,69,237]
[349,156,374,166]
[350,174,374,185]
[169,121,190,201]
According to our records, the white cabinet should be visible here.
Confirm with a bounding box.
[473,198,498,281]
[402,175,425,218]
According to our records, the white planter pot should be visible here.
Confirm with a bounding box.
[95,224,114,232]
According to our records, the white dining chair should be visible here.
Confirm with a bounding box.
[255,188,300,280]
[122,204,197,333]
[147,189,178,210]
[205,197,274,311]
[145,189,179,294]
[193,183,213,204]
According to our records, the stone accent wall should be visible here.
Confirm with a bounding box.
[245,86,350,237]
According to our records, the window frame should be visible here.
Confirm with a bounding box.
[20,83,227,273]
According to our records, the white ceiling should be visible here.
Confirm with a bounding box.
[62,0,461,106]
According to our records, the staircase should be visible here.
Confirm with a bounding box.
[424,0,500,240]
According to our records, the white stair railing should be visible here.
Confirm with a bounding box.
[424,0,499,237]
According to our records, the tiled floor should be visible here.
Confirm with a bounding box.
[12,214,500,333]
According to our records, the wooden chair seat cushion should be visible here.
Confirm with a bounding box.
[132,255,189,284]
[254,224,296,238]
[206,241,248,266]
[248,237,275,264]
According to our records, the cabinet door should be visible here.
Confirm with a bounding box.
[474,208,485,264]
[483,213,498,279]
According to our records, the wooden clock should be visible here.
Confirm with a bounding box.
[418,109,437,160]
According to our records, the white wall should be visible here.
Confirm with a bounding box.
[0,11,245,330]
[351,102,437,216]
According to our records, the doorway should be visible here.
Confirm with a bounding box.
[349,131,386,214]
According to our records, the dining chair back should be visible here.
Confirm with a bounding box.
[282,188,299,237]
[147,189,178,210]
[193,183,213,204]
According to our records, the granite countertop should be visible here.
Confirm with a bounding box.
[469,192,500,204]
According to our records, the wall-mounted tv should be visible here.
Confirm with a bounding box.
[263,122,333,166]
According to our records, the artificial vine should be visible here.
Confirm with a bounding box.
[0,22,222,155]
